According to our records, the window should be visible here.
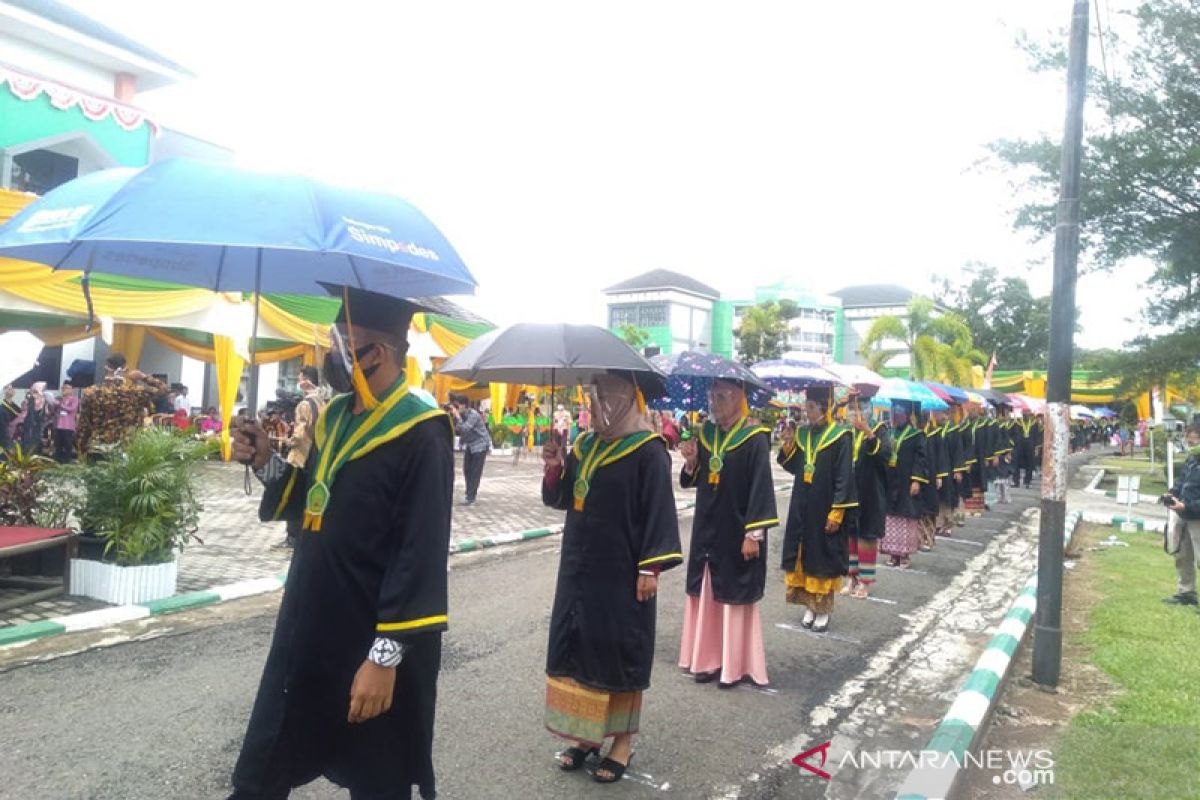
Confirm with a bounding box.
[638,303,668,327]
[609,305,639,327]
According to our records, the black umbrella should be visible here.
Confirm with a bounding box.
[649,351,775,410]
[437,323,666,397]
[978,388,1013,406]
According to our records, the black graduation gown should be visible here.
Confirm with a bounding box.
[683,424,778,605]
[994,421,1015,479]
[543,435,682,692]
[1012,419,1039,477]
[886,425,927,518]
[918,424,942,516]
[849,423,892,540]
[968,419,989,489]
[934,424,962,507]
[778,423,857,578]
[952,424,971,500]
[233,415,453,800]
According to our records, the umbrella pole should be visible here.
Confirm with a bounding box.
[244,253,263,495]
[247,252,263,416]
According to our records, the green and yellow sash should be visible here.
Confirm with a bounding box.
[795,422,849,484]
[699,416,769,486]
[304,380,446,531]
[890,425,919,469]
[570,430,662,511]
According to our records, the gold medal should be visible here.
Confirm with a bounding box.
[803,463,815,484]
[709,455,724,474]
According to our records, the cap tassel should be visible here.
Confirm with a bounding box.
[741,394,750,418]
[636,386,647,414]
[343,287,380,410]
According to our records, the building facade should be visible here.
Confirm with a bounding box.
[604,269,719,355]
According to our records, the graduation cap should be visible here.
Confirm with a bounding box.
[803,385,833,408]
[328,285,425,338]
[891,399,921,416]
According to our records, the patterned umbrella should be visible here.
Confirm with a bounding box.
[649,351,774,410]
[822,363,885,398]
[751,358,843,390]
[922,381,969,405]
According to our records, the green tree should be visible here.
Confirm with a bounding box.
[858,297,986,384]
[934,264,1052,370]
[618,323,650,349]
[735,301,794,365]
[993,0,1200,389]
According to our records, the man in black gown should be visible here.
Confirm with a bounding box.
[229,288,452,800]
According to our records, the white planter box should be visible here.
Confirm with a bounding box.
[69,558,178,605]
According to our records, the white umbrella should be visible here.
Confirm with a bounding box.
[1070,404,1096,420]
[0,331,44,388]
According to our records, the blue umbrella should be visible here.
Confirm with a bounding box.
[922,381,969,405]
[874,377,949,411]
[649,351,774,410]
[0,158,477,410]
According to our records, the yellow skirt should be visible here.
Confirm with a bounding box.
[785,545,841,612]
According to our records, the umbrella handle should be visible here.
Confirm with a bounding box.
[244,254,263,496]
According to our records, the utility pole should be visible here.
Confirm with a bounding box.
[1033,0,1090,688]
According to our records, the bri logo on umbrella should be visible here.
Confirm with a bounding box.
[343,216,441,261]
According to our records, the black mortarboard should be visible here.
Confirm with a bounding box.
[327,285,421,338]
[804,385,833,407]
[891,399,920,416]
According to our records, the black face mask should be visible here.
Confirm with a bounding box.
[323,344,380,395]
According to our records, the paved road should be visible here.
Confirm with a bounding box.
[0,474,1076,799]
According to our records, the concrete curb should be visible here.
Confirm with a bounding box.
[0,573,288,649]
[0,482,798,650]
[893,510,1082,800]
[1079,510,1167,533]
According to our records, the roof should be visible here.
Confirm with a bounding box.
[830,284,918,308]
[604,269,720,300]
[2,0,191,78]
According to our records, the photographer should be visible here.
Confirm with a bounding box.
[450,392,490,506]
[1163,424,1200,608]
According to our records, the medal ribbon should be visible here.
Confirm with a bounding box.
[801,423,842,484]
[708,415,748,486]
[572,435,625,512]
[304,382,411,531]
[889,425,918,468]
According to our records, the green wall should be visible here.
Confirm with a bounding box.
[609,325,672,354]
[711,300,734,358]
[0,92,151,167]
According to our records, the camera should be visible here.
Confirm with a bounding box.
[1160,494,1176,506]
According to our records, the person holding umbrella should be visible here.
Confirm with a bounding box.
[541,371,682,784]
[229,287,453,800]
[880,400,928,569]
[678,378,778,688]
[778,386,856,631]
[842,394,892,599]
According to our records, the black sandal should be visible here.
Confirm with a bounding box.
[593,754,633,783]
[558,746,598,771]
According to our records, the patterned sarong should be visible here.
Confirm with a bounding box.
[545,676,641,747]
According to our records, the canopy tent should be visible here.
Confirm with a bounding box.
[985,369,1126,404]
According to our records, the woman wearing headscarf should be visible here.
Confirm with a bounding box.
[778,386,856,632]
[678,378,778,688]
[542,371,682,784]
[842,393,892,599]
[880,400,928,569]
[20,382,49,455]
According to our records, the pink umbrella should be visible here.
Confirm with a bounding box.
[823,363,884,399]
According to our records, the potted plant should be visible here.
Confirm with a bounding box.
[69,427,216,605]
[0,444,62,575]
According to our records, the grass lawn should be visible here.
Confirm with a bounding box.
[1050,525,1200,799]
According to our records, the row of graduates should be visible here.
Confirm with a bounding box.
[779,391,1045,632]
[537,376,1048,783]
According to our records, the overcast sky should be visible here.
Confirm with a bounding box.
[72,0,1153,354]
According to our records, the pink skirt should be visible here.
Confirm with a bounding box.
[678,565,769,686]
[880,515,920,558]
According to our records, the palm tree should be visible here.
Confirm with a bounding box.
[859,297,986,383]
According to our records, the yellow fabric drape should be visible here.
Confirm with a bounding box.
[426,323,473,357]
[405,356,423,392]
[4,278,219,320]
[146,328,307,365]
[213,335,244,461]
[489,382,507,425]
[18,325,95,346]
[0,258,79,287]
[257,298,331,349]
[110,324,146,370]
